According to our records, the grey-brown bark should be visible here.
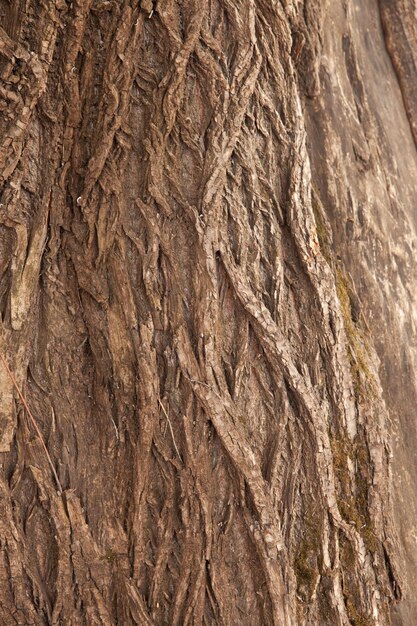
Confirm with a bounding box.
[0,0,415,624]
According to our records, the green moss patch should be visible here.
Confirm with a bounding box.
[335,269,377,400]
[294,508,322,599]
[331,434,378,554]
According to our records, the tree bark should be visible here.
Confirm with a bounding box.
[0,0,415,624]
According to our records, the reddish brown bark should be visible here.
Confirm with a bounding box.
[0,1,416,624]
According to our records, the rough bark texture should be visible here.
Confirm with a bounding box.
[0,0,415,624]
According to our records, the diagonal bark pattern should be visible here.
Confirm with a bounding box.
[1,0,415,624]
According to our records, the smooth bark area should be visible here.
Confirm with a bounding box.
[0,1,415,624]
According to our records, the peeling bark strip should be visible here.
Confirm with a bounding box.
[0,351,62,492]
[0,0,414,624]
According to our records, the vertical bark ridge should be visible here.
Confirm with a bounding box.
[0,0,411,624]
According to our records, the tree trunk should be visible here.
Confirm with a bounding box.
[0,0,415,624]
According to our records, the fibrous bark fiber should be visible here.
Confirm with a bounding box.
[0,0,416,624]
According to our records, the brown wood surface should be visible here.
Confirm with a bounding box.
[0,1,416,624]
